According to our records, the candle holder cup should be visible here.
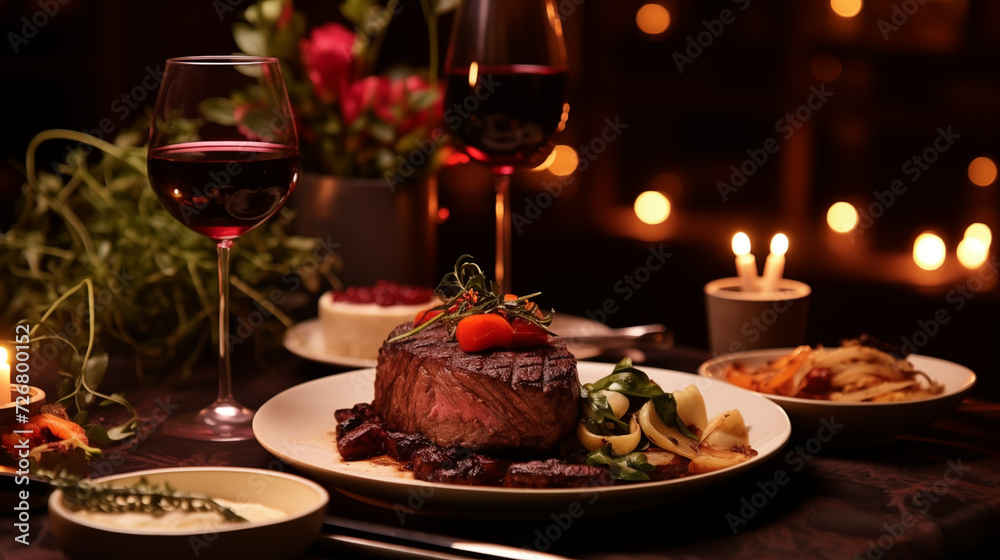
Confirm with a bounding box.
[704,277,811,356]
[0,385,46,426]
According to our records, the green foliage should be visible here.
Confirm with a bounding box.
[1,123,336,436]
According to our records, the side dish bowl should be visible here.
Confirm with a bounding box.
[49,467,328,560]
[698,348,976,443]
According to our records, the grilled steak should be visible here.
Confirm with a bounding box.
[503,458,612,488]
[374,322,579,453]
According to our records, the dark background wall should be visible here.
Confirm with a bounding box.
[1,0,997,400]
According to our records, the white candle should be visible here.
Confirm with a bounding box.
[761,233,788,293]
[0,348,10,406]
[731,232,758,291]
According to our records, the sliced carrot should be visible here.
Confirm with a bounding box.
[724,364,757,390]
[761,346,811,394]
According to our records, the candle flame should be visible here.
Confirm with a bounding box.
[468,61,479,88]
[732,232,751,256]
[0,347,6,364]
[770,233,789,256]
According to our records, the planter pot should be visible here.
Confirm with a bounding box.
[290,173,438,288]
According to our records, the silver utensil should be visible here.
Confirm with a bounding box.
[320,516,572,560]
[560,324,673,349]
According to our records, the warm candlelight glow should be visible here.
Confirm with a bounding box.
[0,348,10,406]
[830,0,862,18]
[548,145,579,176]
[634,191,671,225]
[826,202,859,233]
[769,233,789,256]
[957,237,988,269]
[965,223,992,246]
[968,156,997,187]
[636,3,671,35]
[732,232,757,291]
[761,234,788,293]
[468,61,479,88]
[732,232,751,256]
[913,232,946,271]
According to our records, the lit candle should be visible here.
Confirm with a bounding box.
[732,232,758,291]
[761,233,788,293]
[0,348,10,406]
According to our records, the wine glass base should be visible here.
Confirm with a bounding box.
[161,402,256,442]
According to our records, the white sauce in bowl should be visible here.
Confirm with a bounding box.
[72,498,287,531]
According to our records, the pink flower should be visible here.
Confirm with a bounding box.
[340,74,441,135]
[299,23,356,104]
[340,75,389,127]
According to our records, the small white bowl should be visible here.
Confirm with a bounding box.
[49,467,328,560]
[698,348,976,444]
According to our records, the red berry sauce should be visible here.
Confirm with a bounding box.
[334,280,434,306]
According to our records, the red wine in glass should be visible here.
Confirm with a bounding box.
[444,0,569,292]
[148,141,299,240]
[148,55,298,442]
[444,64,568,173]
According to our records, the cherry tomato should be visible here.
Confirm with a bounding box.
[511,318,549,347]
[455,314,514,352]
[413,308,443,327]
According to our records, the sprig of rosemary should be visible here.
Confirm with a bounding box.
[53,474,247,523]
[386,255,554,343]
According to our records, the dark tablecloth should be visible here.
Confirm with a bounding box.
[2,346,998,560]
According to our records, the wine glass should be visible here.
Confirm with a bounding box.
[147,56,299,441]
[444,0,569,292]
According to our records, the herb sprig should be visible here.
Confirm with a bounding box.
[54,474,247,523]
[387,255,554,343]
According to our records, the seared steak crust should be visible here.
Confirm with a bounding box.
[373,322,579,453]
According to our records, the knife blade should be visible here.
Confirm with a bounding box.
[320,516,572,560]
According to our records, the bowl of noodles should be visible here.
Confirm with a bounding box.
[698,341,976,443]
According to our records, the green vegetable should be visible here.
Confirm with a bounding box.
[2,122,336,441]
[585,444,654,482]
[582,358,698,440]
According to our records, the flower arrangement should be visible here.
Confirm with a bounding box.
[232,0,455,184]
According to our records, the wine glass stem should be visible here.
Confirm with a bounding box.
[494,173,512,293]
[217,239,235,405]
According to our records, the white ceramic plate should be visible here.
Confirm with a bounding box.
[48,467,328,560]
[253,362,791,517]
[698,348,977,443]
[283,318,378,368]
[283,313,613,367]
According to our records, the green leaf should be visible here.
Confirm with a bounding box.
[340,0,375,25]
[434,0,459,14]
[652,393,699,441]
[233,22,266,56]
[199,97,237,126]
[82,353,109,393]
[260,0,284,22]
[585,444,653,481]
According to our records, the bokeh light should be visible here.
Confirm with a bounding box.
[826,202,859,233]
[830,0,863,18]
[533,145,578,176]
[634,191,671,225]
[957,237,988,269]
[967,156,997,187]
[913,232,946,271]
[964,223,992,246]
[636,4,671,35]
